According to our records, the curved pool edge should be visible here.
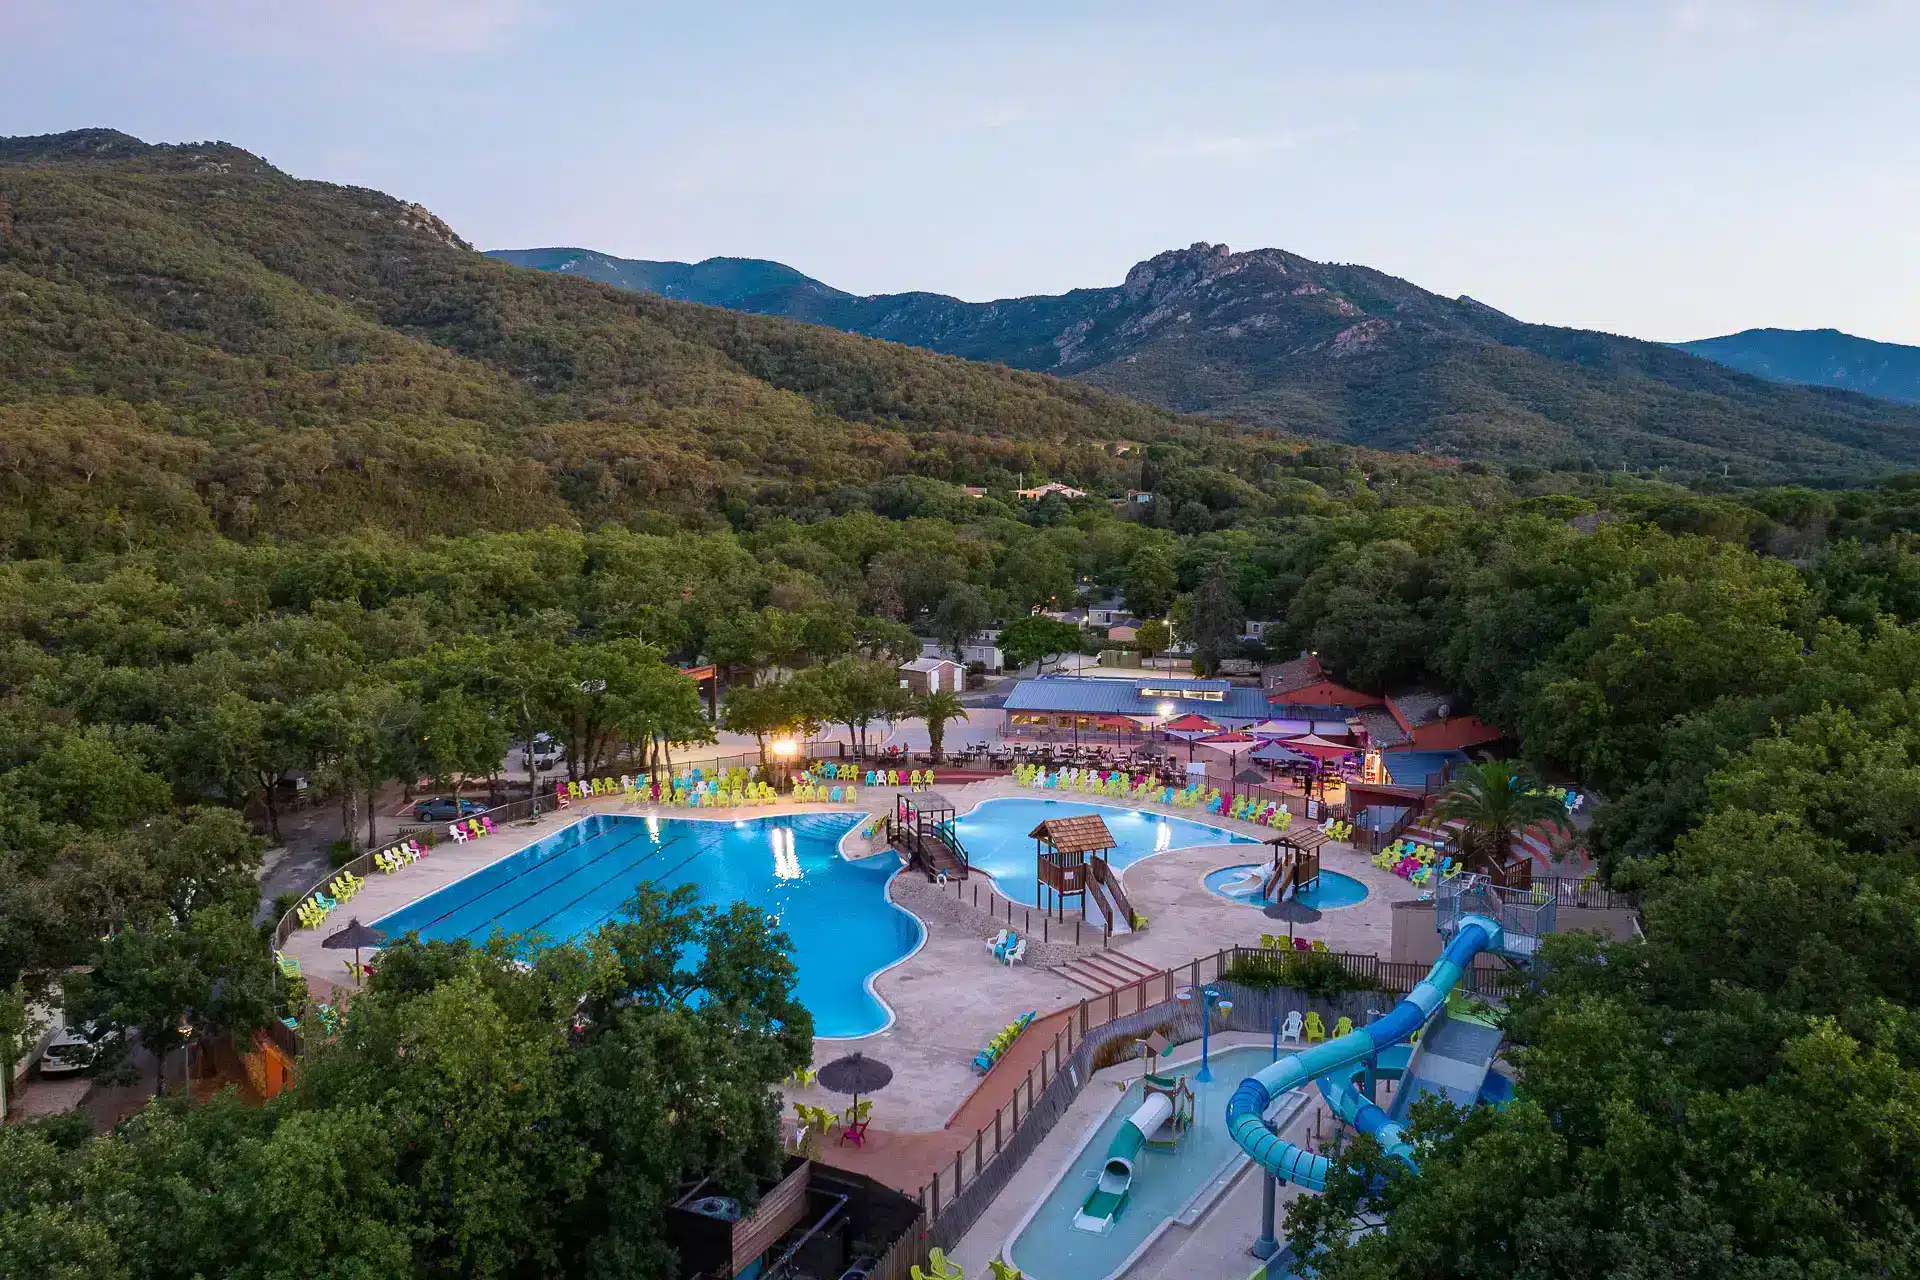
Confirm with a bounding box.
[1198,861,1372,912]
[374,805,915,1041]
[947,795,1265,913]
[815,810,928,1043]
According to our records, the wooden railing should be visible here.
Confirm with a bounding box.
[904,936,1544,1250]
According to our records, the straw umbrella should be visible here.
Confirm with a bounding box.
[817,1051,894,1131]
[321,918,387,987]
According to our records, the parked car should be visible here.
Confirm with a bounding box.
[413,796,487,822]
[38,1024,100,1078]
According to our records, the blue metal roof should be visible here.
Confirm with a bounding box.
[1003,676,1278,723]
[1381,749,1468,788]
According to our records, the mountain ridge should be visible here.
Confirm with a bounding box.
[488,242,1920,482]
[1673,327,1920,405]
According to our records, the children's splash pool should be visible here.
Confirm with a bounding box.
[372,812,920,1038]
[1204,863,1370,910]
[1007,1045,1301,1280]
[952,798,1260,908]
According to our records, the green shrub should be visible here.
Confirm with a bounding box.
[327,839,358,868]
[1221,951,1381,998]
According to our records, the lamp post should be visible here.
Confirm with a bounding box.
[770,737,798,790]
[1175,983,1233,1083]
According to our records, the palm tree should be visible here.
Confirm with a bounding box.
[1429,760,1571,876]
[913,689,967,764]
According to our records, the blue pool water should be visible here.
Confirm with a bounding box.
[1204,863,1371,910]
[372,813,920,1038]
[1009,1046,1289,1280]
[952,798,1259,910]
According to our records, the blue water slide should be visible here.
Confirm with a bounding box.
[1225,915,1504,1190]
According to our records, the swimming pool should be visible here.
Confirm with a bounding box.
[1204,863,1370,910]
[952,798,1260,910]
[372,812,921,1038]
[1007,1045,1303,1280]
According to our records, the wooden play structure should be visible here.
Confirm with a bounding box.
[1030,814,1136,932]
[894,792,970,881]
[1260,827,1330,903]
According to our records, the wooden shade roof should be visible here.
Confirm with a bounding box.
[1028,814,1118,856]
[1268,826,1332,852]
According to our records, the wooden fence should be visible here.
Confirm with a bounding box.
[905,940,1538,1252]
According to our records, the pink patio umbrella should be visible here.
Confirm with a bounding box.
[1162,712,1223,739]
[1279,733,1356,761]
[1162,712,1222,765]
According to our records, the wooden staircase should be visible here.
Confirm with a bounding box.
[1052,948,1162,997]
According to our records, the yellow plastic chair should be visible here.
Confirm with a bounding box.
[1304,1012,1327,1043]
[1333,1016,1354,1038]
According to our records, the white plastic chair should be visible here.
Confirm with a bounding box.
[986,929,1009,955]
[1001,937,1027,966]
[448,823,469,844]
[1281,1010,1304,1044]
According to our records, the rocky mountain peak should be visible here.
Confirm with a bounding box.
[1122,241,1239,302]
[395,201,470,251]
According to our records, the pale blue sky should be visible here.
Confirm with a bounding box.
[5,1,1918,342]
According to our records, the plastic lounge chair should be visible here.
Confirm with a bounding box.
[449,823,469,843]
[994,932,1019,961]
[1333,1016,1355,1038]
[1304,1012,1327,1043]
[986,929,1010,956]
[1280,1010,1304,1043]
[1001,937,1027,966]
[925,1248,963,1280]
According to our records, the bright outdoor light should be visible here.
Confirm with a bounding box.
[1157,700,1176,717]
[770,739,798,758]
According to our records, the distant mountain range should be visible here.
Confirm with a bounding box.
[1672,328,1920,405]
[487,244,1920,483]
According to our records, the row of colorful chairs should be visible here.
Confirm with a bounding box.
[1259,933,1332,954]
[294,868,366,930]
[374,838,428,873]
[972,1010,1036,1074]
[1279,1011,1357,1045]
[446,815,498,842]
[1228,795,1296,829]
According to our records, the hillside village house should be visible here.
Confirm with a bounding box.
[898,656,965,695]
[1014,481,1088,501]
[1105,617,1144,644]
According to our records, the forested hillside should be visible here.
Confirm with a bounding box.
[495,242,1920,483]
[0,129,1223,554]
[1676,326,1920,404]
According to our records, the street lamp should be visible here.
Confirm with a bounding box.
[1174,983,1233,1083]
[770,737,798,789]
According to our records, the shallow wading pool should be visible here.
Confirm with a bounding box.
[950,798,1261,910]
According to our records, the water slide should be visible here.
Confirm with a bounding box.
[1072,1090,1176,1234]
[1225,914,1504,1190]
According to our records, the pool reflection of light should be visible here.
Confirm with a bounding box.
[1154,819,1174,852]
[645,814,660,839]
[771,826,801,881]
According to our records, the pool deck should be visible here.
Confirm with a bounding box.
[280,777,1419,1197]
